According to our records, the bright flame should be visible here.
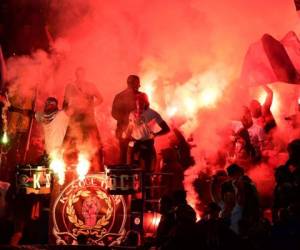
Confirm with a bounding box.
[1,132,9,144]
[49,150,66,185]
[184,97,197,115]
[76,153,90,181]
[298,97,300,105]
[199,87,219,107]
[143,84,154,101]
[140,72,157,103]
[166,105,178,117]
[143,212,161,234]
[151,213,161,227]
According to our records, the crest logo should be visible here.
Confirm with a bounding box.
[52,174,127,246]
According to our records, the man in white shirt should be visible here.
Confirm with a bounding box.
[35,97,69,156]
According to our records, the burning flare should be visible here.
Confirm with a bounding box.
[49,150,66,185]
[1,132,8,145]
[76,153,90,181]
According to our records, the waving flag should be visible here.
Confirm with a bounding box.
[240,33,300,85]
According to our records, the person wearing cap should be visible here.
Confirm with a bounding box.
[111,75,144,164]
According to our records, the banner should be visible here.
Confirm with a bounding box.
[240,33,300,85]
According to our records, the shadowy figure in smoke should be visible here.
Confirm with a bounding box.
[250,85,276,136]
[159,148,184,197]
[111,75,144,164]
[63,67,103,171]
[168,127,195,170]
[196,202,243,250]
[226,164,260,236]
[228,128,258,169]
[273,139,300,223]
[162,189,197,250]
[228,106,263,167]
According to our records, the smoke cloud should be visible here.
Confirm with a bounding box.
[4,0,300,212]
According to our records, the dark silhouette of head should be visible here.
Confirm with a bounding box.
[226,163,244,179]
[287,139,300,165]
[127,75,140,91]
[44,97,58,114]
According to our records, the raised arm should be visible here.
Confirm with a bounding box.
[262,85,273,112]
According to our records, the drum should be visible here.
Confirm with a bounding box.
[16,164,52,195]
[105,165,142,195]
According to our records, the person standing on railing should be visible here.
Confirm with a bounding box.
[123,93,170,205]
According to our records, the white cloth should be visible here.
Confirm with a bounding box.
[128,108,163,141]
[36,111,69,154]
[248,119,265,147]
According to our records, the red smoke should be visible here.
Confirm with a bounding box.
[4,0,300,213]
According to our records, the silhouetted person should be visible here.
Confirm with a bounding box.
[273,139,300,222]
[196,202,242,250]
[162,190,197,250]
[226,164,260,236]
[168,128,195,170]
[154,195,175,248]
[112,75,143,163]
[250,85,276,133]
[160,148,184,197]
[63,67,103,171]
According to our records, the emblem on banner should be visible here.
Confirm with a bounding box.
[52,174,127,246]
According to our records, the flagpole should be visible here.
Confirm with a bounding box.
[22,84,38,164]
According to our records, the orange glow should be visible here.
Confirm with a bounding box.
[166,105,178,117]
[199,87,219,107]
[142,83,154,101]
[76,153,90,181]
[49,150,66,185]
[184,97,197,115]
[140,72,157,105]
[143,212,161,235]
